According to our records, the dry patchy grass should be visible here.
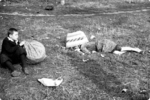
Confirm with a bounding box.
[0,6,150,100]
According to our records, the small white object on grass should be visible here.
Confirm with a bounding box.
[61,0,65,5]
[90,35,95,40]
[122,88,128,92]
[92,51,96,53]
[100,54,105,57]
[74,48,80,52]
[82,59,89,62]
[113,51,125,55]
[38,77,63,87]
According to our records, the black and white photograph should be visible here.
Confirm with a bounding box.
[0,0,150,100]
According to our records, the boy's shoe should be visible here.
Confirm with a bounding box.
[22,67,29,75]
[11,70,21,77]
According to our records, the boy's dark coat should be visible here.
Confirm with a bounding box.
[0,37,26,64]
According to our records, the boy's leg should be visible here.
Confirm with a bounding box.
[3,61,21,77]
[120,46,142,53]
[111,45,122,53]
[112,45,126,55]
[20,54,29,75]
[15,46,29,74]
[0,53,21,76]
[114,45,122,51]
[3,61,15,72]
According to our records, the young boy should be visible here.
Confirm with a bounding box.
[0,28,29,77]
[80,39,142,55]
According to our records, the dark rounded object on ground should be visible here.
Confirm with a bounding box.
[45,5,54,11]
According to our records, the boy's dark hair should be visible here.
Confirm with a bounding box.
[7,28,18,36]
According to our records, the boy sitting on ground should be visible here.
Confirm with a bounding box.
[0,28,29,77]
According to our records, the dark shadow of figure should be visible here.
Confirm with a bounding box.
[66,52,125,98]
[66,52,150,100]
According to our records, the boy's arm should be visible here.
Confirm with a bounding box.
[80,43,91,54]
[3,39,20,53]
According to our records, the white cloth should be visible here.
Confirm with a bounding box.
[38,78,63,86]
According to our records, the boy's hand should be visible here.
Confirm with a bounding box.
[20,41,25,46]
[15,40,19,44]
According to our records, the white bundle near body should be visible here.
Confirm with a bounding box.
[24,39,47,64]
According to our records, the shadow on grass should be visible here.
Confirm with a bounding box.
[66,52,130,99]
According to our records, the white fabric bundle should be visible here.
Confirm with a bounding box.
[24,39,47,64]
[38,78,63,87]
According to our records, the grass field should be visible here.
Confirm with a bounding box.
[0,1,150,100]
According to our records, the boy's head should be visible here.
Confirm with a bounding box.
[7,28,19,41]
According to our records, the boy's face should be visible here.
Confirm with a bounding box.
[9,31,19,41]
